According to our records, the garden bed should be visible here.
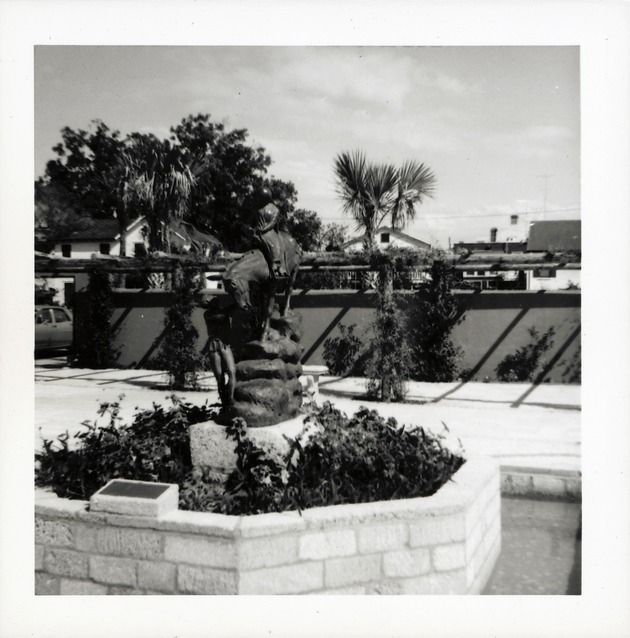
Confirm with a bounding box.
[35,455,500,595]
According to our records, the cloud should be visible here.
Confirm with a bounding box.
[479,124,576,160]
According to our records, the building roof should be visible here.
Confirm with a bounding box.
[58,217,222,250]
[62,218,121,242]
[454,241,528,254]
[342,226,431,250]
[527,220,581,252]
[168,221,223,251]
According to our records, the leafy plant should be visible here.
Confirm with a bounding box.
[35,400,465,516]
[72,264,119,368]
[35,395,218,501]
[208,403,464,515]
[364,280,411,402]
[495,326,556,382]
[322,323,365,376]
[155,263,205,389]
[407,258,464,382]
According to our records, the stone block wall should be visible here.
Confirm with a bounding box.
[35,457,500,595]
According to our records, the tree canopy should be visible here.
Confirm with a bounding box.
[37,114,318,252]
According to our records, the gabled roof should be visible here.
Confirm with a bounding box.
[342,226,431,250]
[527,220,581,252]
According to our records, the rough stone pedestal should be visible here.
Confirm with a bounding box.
[228,310,304,428]
[189,415,308,474]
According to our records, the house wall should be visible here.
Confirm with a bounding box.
[345,233,427,253]
[527,269,581,291]
[52,223,146,258]
[73,288,580,383]
[34,457,501,595]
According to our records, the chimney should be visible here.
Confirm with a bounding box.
[490,227,497,242]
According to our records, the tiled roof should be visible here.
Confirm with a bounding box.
[527,220,581,252]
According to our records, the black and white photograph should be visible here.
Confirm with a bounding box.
[1,2,629,637]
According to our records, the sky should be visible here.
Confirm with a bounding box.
[34,45,580,248]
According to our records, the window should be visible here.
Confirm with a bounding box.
[380,233,390,244]
[134,243,147,257]
[35,309,52,324]
[61,244,71,258]
[510,215,518,225]
[534,268,556,278]
[52,308,70,323]
[99,243,111,255]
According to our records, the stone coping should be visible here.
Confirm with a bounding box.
[35,456,495,538]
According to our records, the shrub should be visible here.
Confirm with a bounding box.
[72,264,119,368]
[364,284,411,402]
[35,400,465,516]
[322,323,365,376]
[495,326,556,382]
[407,259,464,382]
[297,403,464,507]
[35,395,218,501]
[155,263,205,389]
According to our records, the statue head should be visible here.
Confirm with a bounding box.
[252,187,273,211]
[223,276,252,312]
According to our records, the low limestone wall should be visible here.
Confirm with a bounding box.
[35,457,500,595]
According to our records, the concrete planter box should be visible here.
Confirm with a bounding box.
[34,456,500,595]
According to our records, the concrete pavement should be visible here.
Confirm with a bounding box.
[35,358,580,499]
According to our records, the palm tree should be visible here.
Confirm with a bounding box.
[389,160,436,231]
[333,151,436,249]
[123,135,205,252]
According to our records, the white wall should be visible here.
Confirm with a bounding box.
[52,221,146,258]
[527,269,581,291]
[346,231,427,253]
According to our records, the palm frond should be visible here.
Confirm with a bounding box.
[390,161,436,229]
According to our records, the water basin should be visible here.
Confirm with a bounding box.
[483,496,581,595]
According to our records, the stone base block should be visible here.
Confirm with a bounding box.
[189,415,309,473]
[89,479,179,517]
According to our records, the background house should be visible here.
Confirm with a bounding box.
[452,219,581,291]
[44,217,223,304]
[525,220,581,290]
[52,217,147,259]
[341,226,431,253]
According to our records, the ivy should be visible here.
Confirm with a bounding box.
[154,262,205,389]
[72,263,119,368]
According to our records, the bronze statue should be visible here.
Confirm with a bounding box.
[223,199,302,341]
[198,295,237,407]
[254,202,290,279]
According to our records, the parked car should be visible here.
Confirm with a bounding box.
[35,306,73,352]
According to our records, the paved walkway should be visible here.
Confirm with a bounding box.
[35,358,580,496]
